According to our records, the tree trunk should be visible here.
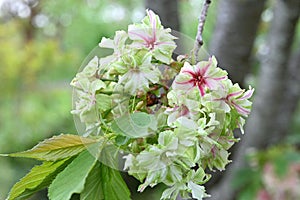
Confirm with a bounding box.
[205,0,266,189]
[208,0,300,199]
[271,47,300,144]
[209,0,266,86]
[145,0,180,31]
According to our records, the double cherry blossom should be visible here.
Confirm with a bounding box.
[128,10,177,64]
[173,56,227,96]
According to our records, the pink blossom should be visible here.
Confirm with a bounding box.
[212,81,254,116]
[128,10,176,63]
[260,162,300,199]
[129,10,158,50]
[256,189,271,200]
[166,105,191,125]
[224,86,254,116]
[173,56,227,96]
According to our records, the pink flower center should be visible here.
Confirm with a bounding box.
[146,37,156,50]
[195,74,206,86]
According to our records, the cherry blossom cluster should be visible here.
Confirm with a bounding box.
[71,10,254,200]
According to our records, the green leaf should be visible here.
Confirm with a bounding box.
[273,151,300,178]
[232,167,261,190]
[80,159,131,200]
[237,182,261,200]
[80,161,104,200]
[98,144,120,171]
[6,157,73,200]
[111,112,157,138]
[115,135,130,146]
[101,164,131,200]
[48,150,97,200]
[7,134,99,161]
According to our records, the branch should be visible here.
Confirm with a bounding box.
[209,0,266,86]
[192,0,212,63]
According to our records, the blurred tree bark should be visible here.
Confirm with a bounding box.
[209,0,300,199]
[205,0,266,190]
[145,0,180,31]
[272,47,300,143]
[209,0,266,86]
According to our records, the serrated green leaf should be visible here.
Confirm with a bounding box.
[6,157,73,200]
[111,112,157,138]
[101,164,131,200]
[7,134,99,161]
[80,161,104,200]
[48,150,97,200]
[80,158,131,200]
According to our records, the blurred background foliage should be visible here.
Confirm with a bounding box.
[0,0,299,200]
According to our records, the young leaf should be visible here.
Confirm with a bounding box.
[101,164,131,200]
[80,161,104,200]
[111,112,157,138]
[48,150,97,200]
[6,157,73,200]
[7,134,99,161]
